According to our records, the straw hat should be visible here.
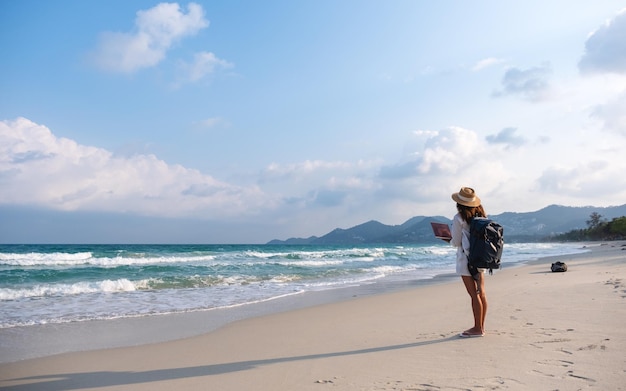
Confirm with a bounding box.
[451,187,481,207]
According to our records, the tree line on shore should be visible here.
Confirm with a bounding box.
[551,213,626,241]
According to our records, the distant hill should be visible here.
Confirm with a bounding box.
[267,204,626,245]
[490,204,623,241]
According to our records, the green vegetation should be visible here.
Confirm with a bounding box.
[552,213,626,241]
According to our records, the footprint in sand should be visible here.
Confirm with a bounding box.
[578,339,609,351]
[536,359,574,368]
[567,370,597,383]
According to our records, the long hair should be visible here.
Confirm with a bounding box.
[456,203,487,224]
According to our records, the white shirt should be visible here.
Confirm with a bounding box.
[450,213,471,276]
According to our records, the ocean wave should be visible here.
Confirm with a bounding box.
[242,247,389,260]
[502,243,589,263]
[0,252,217,267]
[0,243,590,330]
[0,272,309,301]
[0,245,452,269]
[0,279,140,300]
[0,252,93,266]
[271,259,364,267]
[0,289,309,329]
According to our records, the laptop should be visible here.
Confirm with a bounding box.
[430,222,452,240]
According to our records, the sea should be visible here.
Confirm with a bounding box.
[0,242,589,330]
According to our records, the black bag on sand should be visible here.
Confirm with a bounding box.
[551,261,568,272]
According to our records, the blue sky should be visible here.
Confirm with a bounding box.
[2,1,626,243]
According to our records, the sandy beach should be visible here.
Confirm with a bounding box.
[1,241,625,390]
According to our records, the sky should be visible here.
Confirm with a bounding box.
[1,1,626,244]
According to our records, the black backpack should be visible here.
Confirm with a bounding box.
[467,217,504,275]
[551,261,567,272]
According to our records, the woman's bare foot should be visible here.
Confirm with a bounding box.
[459,328,484,338]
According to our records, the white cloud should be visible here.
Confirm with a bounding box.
[178,51,233,83]
[590,91,626,136]
[485,127,527,148]
[0,118,272,217]
[579,8,626,75]
[472,57,505,72]
[492,63,552,102]
[375,126,513,215]
[2,117,625,239]
[261,159,374,182]
[412,129,438,138]
[572,8,626,137]
[536,160,626,200]
[380,126,481,179]
[90,2,208,73]
[259,159,382,210]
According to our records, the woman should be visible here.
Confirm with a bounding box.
[450,187,487,338]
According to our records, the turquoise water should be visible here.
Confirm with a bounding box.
[0,243,587,328]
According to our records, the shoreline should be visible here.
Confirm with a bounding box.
[0,259,464,364]
[1,241,625,390]
[0,242,600,364]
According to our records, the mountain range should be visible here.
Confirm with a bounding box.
[267,204,626,245]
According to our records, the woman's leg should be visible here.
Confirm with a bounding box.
[477,274,487,330]
[461,275,484,334]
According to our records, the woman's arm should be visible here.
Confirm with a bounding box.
[450,214,463,247]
